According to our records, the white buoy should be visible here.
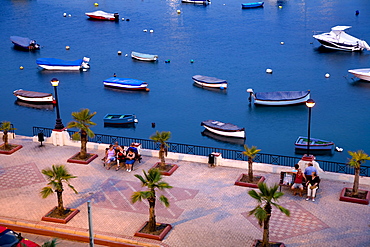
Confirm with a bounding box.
[266,68,273,74]
[177,10,181,14]
[117,51,122,55]
[122,18,125,21]
[65,46,70,50]
[143,29,147,32]
[68,14,72,17]
[149,30,154,33]
[325,73,330,78]
[280,41,284,45]
[63,13,67,17]
[125,54,128,57]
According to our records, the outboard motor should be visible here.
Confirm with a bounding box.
[114,13,119,21]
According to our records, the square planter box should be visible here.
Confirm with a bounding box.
[234,174,265,188]
[41,206,80,224]
[339,187,370,205]
[67,153,98,164]
[134,221,172,241]
[152,162,178,176]
[0,144,22,155]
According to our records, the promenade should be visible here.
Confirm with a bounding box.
[0,135,369,247]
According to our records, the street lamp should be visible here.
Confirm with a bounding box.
[305,99,315,156]
[50,78,64,130]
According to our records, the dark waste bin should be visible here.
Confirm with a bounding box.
[38,132,44,146]
[208,153,215,166]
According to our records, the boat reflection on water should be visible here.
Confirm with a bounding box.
[15,100,54,111]
[104,123,136,129]
[201,129,245,146]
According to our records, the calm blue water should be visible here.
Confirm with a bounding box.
[1,0,370,162]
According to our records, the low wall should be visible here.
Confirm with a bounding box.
[31,133,370,186]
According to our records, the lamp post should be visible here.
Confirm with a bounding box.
[305,99,315,156]
[51,78,64,130]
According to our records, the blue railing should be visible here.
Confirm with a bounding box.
[33,126,370,177]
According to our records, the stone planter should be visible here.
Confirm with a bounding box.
[252,239,285,247]
[152,162,178,176]
[67,152,98,164]
[234,174,265,188]
[134,221,172,241]
[41,206,80,224]
[339,187,370,205]
[0,144,22,155]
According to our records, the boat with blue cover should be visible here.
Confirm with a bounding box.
[241,2,264,9]
[201,120,245,139]
[10,36,40,50]
[192,75,227,89]
[36,57,90,71]
[103,77,150,91]
[103,114,138,125]
[131,51,158,61]
[248,89,310,106]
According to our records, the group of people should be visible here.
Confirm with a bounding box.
[290,163,321,202]
[103,142,139,172]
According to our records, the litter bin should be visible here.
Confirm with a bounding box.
[38,132,44,146]
[212,152,222,166]
[208,153,215,167]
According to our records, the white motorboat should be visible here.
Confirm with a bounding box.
[348,68,370,82]
[313,26,370,52]
[36,57,90,71]
[85,10,119,21]
[13,89,55,104]
[201,120,245,139]
[192,75,227,89]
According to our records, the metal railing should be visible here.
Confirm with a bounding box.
[33,126,370,177]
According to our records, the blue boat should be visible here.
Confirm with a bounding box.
[103,114,138,125]
[36,57,90,71]
[241,2,264,9]
[103,77,150,91]
[10,36,40,50]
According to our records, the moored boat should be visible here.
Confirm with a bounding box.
[13,89,55,104]
[248,89,310,106]
[182,0,210,4]
[201,120,245,139]
[103,114,138,124]
[36,57,90,71]
[348,68,370,82]
[192,75,227,89]
[10,36,40,50]
[313,26,370,52]
[103,77,150,91]
[131,51,158,62]
[295,136,334,151]
[85,10,119,21]
[241,2,264,9]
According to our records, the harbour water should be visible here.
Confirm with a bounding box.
[1,0,369,162]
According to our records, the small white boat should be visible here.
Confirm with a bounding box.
[13,89,55,104]
[192,75,227,89]
[201,120,245,139]
[131,51,158,62]
[85,10,119,21]
[348,68,370,82]
[313,26,370,52]
[248,89,310,106]
[182,0,210,4]
[36,57,90,71]
[103,77,150,91]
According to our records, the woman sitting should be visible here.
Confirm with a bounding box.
[116,150,126,171]
[306,172,320,202]
[104,145,116,170]
[125,148,136,172]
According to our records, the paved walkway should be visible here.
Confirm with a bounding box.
[0,136,369,247]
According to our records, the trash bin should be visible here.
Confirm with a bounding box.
[208,153,215,167]
[38,132,44,146]
[212,152,222,166]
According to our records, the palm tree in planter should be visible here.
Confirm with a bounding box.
[66,108,97,162]
[235,145,264,187]
[150,131,177,175]
[40,165,79,223]
[0,121,21,154]
[248,183,290,247]
[132,168,173,240]
[340,150,370,204]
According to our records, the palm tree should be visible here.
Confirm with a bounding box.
[242,145,261,182]
[348,150,370,196]
[66,108,96,159]
[0,121,16,149]
[248,183,290,247]
[149,131,171,169]
[42,239,59,247]
[131,168,172,232]
[40,165,78,216]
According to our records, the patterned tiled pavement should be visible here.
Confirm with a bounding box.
[0,135,369,247]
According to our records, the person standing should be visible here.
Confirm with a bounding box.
[306,172,320,202]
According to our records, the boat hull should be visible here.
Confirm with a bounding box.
[36,57,90,71]
[192,75,227,89]
[201,120,245,139]
[315,39,363,52]
[131,51,158,61]
[182,0,210,4]
[13,89,55,103]
[85,11,119,21]
[37,65,82,71]
[103,114,137,124]
[241,2,264,9]
[348,68,370,82]
[253,91,310,106]
[10,36,40,50]
[294,136,334,151]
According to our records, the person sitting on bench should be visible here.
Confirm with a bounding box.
[291,168,306,197]
[104,145,116,170]
[306,172,320,202]
[125,148,136,172]
[116,149,126,171]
